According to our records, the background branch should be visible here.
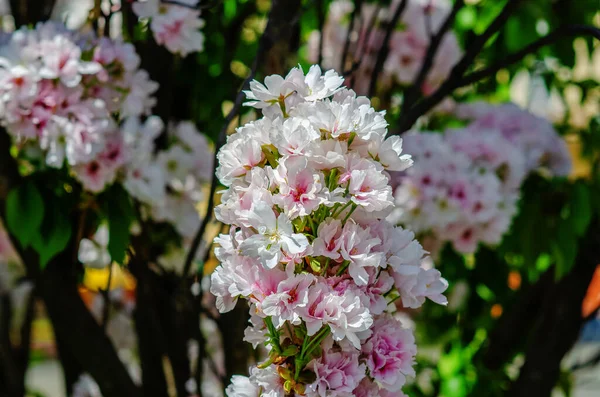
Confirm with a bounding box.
[368,0,408,97]
[509,220,600,396]
[397,0,525,131]
[458,24,600,88]
[402,0,464,108]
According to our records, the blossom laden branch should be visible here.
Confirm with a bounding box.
[397,0,525,131]
[458,24,600,88]
[402,0,465,108]
[340,0,363,72]
[368,0,408,97]
[212,64,447,396]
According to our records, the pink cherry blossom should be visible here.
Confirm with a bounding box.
[362,314,417,391]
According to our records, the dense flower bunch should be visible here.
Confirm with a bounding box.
[132,0,205,56]
[210,65,448,396]
[126,119,212,238]
[455,102,572,176]
[390,104,571,255]
[0,22,158,192]
[308,0,461,95]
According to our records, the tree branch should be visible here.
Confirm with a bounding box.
[479,268,554,371]
[317,0,325,67]
[509,220,600,396]
[8,0,56,27]
[0,129,140,396]
[397,0,525,132]
[458,24,600,88]
[368,0,408,97]
[402,0,464,108]
[340,0,363,73]
[40,255,141,396]
[0,294,20,397]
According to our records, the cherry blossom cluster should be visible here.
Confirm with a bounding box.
[390,104,571,255]
[308,0,461,95]
[210,65,448,396]
[76,119,212,270]
[455,101,572,176]
[0,22,158,191]
[127,119,212,238]
[132,0,205,56]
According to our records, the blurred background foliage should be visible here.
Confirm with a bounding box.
[1,0,599,396]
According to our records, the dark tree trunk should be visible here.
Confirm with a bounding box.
[509,220,600,396]
[9,0,56,27]
[38,257,141,397]
[217,301,251,381]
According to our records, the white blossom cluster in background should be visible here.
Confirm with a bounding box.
[77,119,213,271]
[308,0,461,95]
[390,102,571,256]
[210,65,448,397]
[0,21,213,257]
[124,119,213,238]
[455,102,573,176]
[0,21,158,192]
[132,0,205,56]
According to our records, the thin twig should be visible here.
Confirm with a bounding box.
[368,0,409,97]
[160,0,222,10]
[397,0,525,131]
[101,264,113,331]
[341,0,363,72]
[317,0,325,67]
[103,0,114,37]
[402,0,464,108]
[458,24,600,88]
[181,0,294,277]
[345,3,382,85]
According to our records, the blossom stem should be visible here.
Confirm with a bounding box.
[320,258,331,276]
[302,327,331,361]
[331,201,352,219]
[341,203,358,224]
[336,260,351,276]
[264,317,282,354]
[307,215,317,235]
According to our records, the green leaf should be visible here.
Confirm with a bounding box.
[5,181,44,248]
[442,375,468,397]
[105,186,134,264]
[475,284,495,302]
[570,182,592,236]
[438,346,463,378]
[551,220,578,280]
[280,345,299,357]
[31,203,72,268]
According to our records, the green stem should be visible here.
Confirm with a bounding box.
[295,326,331,381]
[331,201,353,219]
[264,317,282,354]
[320,258,331,276]
[303,327,331,360]
[388,294,402,304]
[336,260,350,276]
[341,203,358,224]
[307,215,317,235]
